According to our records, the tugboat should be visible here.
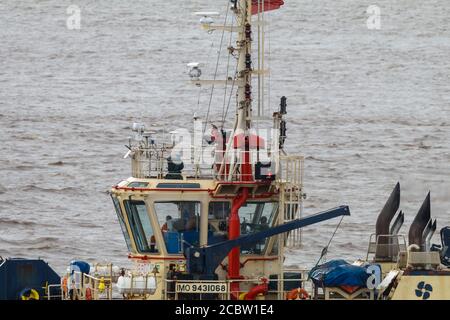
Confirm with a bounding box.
[1,0,449,301]
[103,0,450,300]
[107,0,350,300]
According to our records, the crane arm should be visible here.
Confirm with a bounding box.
[185,205,350,277]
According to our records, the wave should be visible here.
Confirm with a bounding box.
[48,161,64,166]
[12,134,38,141]
[21,185,80,194]
[0,217,37,227]
[27,244,55,250]
[76,222,102,229]
[48,161,78,167]
[0,236,59,245]
[0,236,59,246]
[32,236,59,243]
[14,165,39,171]
[305,156,332,162]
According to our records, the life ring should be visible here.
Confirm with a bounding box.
[286,287,309,300]
[85,287,92,300]
[20,288,40,300]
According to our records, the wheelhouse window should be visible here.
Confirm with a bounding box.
[239,202,278,254]
[124,200,158,253]
[154,202,200,254]
[111,196,132,252]
[209,202,230,220]
[208,202,231,244]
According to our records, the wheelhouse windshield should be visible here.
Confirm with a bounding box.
[239,202,278,254]
[207,201,278,255]
[111,196,132,252]
[154,202,200,254]
[123,200,158,253]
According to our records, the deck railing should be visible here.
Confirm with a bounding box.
[366,234,407,262]
[278,155,305,248]
[130,145,282,182]
[46,284,63,300]
[163,268,312,300]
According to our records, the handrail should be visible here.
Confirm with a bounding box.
[46,284,62,300]
[366,233,407,261]
[163,274,313,300]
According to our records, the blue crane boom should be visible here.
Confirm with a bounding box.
[184,205,350,278]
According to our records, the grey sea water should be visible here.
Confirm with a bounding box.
[0,0,449,273]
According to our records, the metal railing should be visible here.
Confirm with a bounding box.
[163,269,312,300]
[130,146,216,180]
[130,145,283,182]
[279,156,305,247]
[62,270,115,300]
[366,234,407,262]
[46,284,63,300]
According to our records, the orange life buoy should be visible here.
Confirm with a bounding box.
[85,287,92,300]
[286,287,309,300]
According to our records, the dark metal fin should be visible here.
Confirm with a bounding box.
[422,219,437,251]
[375,182,401,260]
[390,210,404,235]
[408,192,431,250]
[375,182,401,237]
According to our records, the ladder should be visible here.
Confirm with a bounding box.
[279,155,305,247]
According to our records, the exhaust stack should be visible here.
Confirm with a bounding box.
[375,182,403,260]
[390,210,404,235]
[375,182,401,236]
[409,192,436,251]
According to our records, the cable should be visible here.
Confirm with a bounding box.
[220,16,235,127]
[203,2,231,137]
[221,63,239,129]
[312,215,345,270]
[195,41,215,116]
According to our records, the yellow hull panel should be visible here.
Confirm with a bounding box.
[392,274,450,300]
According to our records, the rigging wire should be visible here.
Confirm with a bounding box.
[221,61,239,129]
[220,9,240,130]
[309,215,346,277]
[220,16,235,128]
[202,3,231,138]
[195,41,215,116]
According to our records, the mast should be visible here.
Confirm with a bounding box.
[235,0,253,132]
[214,0,253,182]
[227,0,253,299]
[232,0,254,184]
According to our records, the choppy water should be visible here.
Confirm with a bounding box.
[0,0,449,273]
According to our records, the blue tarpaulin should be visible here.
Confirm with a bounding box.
[308,259,370,288]
[70,260,90,274]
